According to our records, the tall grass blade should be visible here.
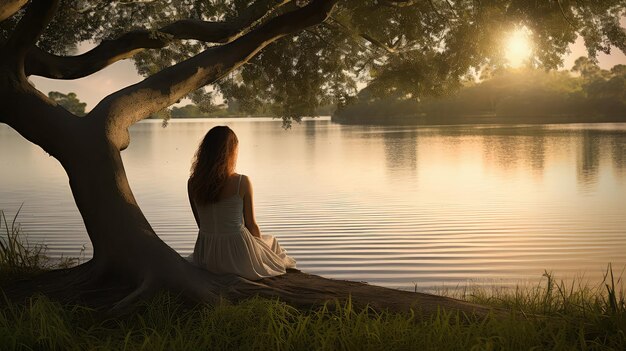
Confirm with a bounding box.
[0,207,49,276]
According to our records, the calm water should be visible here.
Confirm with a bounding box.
[1,118,625,291]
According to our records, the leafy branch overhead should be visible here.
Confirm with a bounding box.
[1,0,625,123]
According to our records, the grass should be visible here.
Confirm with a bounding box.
[0,207,48,278]
[0,209,83,280]
[1,209,626,350]
[0,287,624,350]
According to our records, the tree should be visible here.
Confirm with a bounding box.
[170,104,208,118]
[1,0,625,309]
[47,91,87,116]
[572,56,608,81]
[576,61,626,117]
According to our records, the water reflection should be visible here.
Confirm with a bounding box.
[527,134,546,176]
[610,133,626,179]
[577,130,601,189]
[303,120,320,164]
[304,119,317,139]
[460,125,626,189]
[485,134,520,174]
[383,129,418,179]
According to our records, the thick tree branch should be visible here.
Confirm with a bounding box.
[0,0,27,22]
[90,0,338,149]
[5,0,58,59]
[24,0,292,79]
[25,30,175,80]
[0,83,80,161]
[0,1,71,162]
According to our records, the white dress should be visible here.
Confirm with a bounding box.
[189,175,296,280]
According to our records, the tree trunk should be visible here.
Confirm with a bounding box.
[0,108,219,308]
[64,135,182,278]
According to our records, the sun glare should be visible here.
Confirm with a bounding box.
[504,28,533,67]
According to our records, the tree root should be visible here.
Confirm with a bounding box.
[2,259,130,307]
[1,260,500,319]
[220,271,501,318]
[110,278,155,315]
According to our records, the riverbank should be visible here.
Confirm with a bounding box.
[2,214,626,350]
[1,268,625,350]
[331,113,626,126]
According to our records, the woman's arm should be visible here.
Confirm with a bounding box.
[188,180,200,228]
[242,175,261,238]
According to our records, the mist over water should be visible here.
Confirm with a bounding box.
[1,118,625,291]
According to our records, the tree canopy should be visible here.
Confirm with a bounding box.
[2,0,625,125]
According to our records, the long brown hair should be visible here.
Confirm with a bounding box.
[189,126,239,204]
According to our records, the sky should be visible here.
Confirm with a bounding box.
[30,34,626,111]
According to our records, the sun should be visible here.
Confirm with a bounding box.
[504,28,533,67]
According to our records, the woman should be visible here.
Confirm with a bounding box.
[188,126,296,280]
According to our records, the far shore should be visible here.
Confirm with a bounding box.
[330,113,626,126]
[145,114,626,126]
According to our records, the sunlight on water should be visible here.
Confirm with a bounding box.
[1,119,625,291]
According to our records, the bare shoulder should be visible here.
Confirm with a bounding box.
[233,173,250,195]
[240,174,251,186]
[239,174,252,194]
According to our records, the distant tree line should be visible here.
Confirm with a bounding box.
[158,99,335,120]
[156,99,269,119]
[333,57,626,125]
[46,90,335,121]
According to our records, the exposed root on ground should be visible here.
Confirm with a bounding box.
[1,260,499,319]
[110,278,155,313]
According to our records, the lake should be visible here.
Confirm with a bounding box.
[1,118,625,291]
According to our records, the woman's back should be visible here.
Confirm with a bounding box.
[194,174,244,236]
[189,173,296,280]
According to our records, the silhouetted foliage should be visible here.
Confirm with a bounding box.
[47,91,87,116]
[334,58,626,124]
[170,104,210,118]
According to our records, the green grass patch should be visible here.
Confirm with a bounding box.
[0,209,82,281]
[0,289,624,350]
